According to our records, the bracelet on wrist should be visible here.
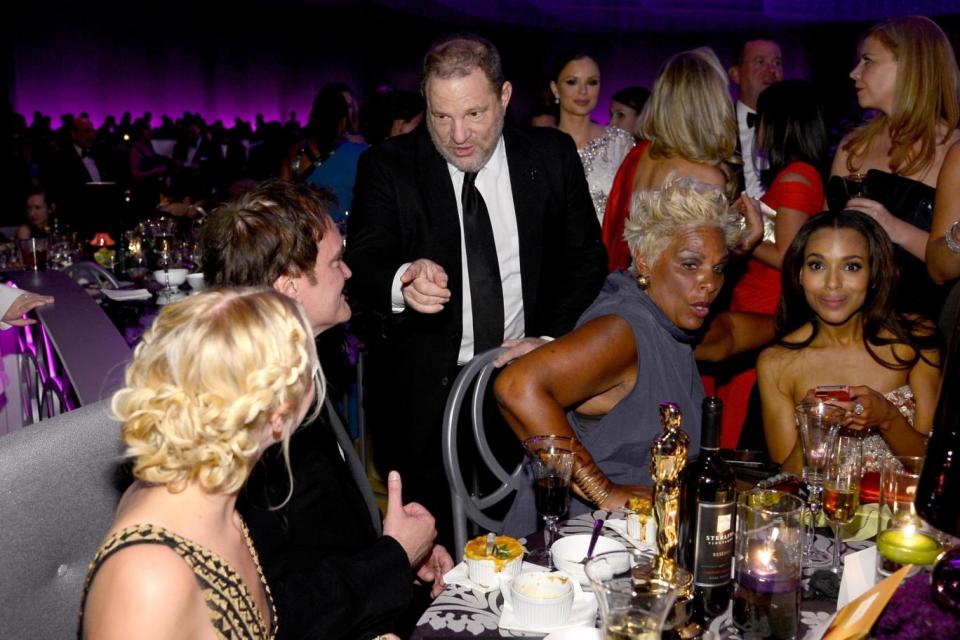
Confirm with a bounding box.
[573,459,612,507]
[946,220,960,254]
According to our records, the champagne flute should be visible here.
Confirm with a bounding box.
[823,429,862,574]
[795,401,845,566]
[523,435,578,568]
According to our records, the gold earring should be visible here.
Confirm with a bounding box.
[636,273,650,289]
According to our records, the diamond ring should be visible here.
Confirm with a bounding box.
[853,402,865,416]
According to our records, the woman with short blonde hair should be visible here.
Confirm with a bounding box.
[80,288,321,640]
[497,179,762,534]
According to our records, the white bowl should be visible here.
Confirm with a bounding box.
[153,268,188,287]
[626,512,657,547]
[465,551,522,587]
[510,571,574,627]
[186,273,206,290]
[550,534,627,585]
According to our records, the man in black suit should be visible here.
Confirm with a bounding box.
[346,35,607,546]
[201,179,452,640]
[47,116,114,238]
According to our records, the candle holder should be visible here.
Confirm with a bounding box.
[876,456,943,580]
[733,490,804,640]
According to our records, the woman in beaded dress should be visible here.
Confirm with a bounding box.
[601,47,738,272]
[79,288,321,639]
[757,211,941,475]
[550,51,635,224]
[828,16,960,319]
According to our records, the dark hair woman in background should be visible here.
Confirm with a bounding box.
[714,79,828,446]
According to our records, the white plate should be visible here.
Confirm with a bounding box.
[544,628,601,640]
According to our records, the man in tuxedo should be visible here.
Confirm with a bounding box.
[345,34,607,546]
[48,116,113,237]
[729,38,783,198]
[200,179,452,640]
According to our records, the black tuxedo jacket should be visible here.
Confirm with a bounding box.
[345,123,606,512]
[239,402,412,640]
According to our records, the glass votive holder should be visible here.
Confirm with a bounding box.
[733,490,804,640]
[876,456,942,579]
[18,237,48,271]
[585,548,678,639]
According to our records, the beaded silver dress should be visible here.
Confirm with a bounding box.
[577,127,635,225]
[861,385,917,473]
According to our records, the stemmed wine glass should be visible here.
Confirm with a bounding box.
[523,435,578,568]
[823,429,862,574]
[795,401,845,566]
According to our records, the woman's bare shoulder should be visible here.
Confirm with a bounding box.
[758,326,813,370]
[84,541,202,637]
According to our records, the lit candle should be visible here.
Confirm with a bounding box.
[738,530,800,594]
[876,524,942,566]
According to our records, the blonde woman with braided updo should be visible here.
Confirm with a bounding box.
[79,288,320,640]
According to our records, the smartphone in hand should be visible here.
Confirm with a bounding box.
[814,385,851,401]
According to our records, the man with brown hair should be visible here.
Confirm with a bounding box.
[346,35,607,546]
[201,179,451,639]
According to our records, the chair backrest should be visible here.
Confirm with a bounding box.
[0,400,124,639]
[442,347,526,561]
[63,261,120,290]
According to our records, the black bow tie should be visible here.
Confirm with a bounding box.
[746,112,758,129]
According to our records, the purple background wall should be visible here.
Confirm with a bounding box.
[6,2,960,128]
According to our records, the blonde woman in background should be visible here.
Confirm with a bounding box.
[602,47,738,271]
[830,15,960,318]
[79,288,321,640]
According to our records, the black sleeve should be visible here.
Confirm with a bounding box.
[543,132,607,336]
[279,536,415,640]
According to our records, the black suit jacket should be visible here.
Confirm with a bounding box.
[345,123,606,506]
[239,403,413,640]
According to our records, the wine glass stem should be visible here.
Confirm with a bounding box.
[544,515,558,568]
[805,503,819,555]
[832,522,842,574]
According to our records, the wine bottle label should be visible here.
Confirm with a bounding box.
[693,501,735,587]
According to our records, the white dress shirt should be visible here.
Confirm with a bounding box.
[390,136,525,364]
[736,101,765,199]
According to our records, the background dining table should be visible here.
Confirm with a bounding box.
[411,511,871,639]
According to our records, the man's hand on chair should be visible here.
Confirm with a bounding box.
[494,337,549,367]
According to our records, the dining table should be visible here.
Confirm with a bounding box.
[411,511,872,639]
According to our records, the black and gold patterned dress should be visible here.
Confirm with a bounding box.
[78,522,277,639]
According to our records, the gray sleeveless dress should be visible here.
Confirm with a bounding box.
[501,271,704,536]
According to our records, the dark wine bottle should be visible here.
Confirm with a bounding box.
[916,317,960,537]
[680,396,737,625]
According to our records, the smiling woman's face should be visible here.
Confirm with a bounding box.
[551,57,601,118]
[800,227,871,326]
[640,225,728,331]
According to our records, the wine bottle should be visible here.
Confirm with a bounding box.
[916,317,960,537]
[680,396,737,624]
